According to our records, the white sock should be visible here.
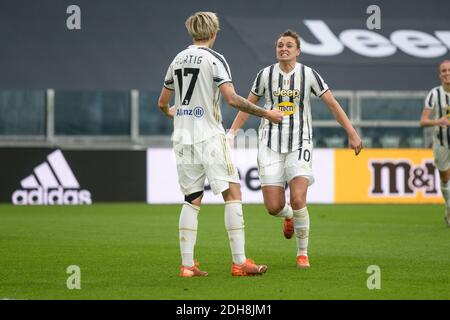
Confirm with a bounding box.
[275,203,293,219]
[225,201,246,265]
[441,181,450,207]
[293,207,310,256]
[179,202,199,267]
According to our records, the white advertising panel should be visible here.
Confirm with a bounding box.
[147,148,334,204]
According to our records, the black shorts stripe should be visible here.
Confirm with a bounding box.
[267,64,275,149]
[437,88,444,146]
[312,69,324,91]
[288,72,295,152]
[298,65,305,149]
[198,47,231,79]
[254,69,264,95]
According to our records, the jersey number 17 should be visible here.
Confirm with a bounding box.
[174,68,200,105]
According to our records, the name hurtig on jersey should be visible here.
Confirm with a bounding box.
[175,55,203,66]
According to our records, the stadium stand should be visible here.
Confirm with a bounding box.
[0,0,449,148]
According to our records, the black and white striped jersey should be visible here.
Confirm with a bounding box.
[164,45,232,144]
[425,86,450,148]
[251,62,329,153]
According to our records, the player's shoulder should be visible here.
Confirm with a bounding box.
[258,63,278,77]
[169,47,189,64]
[427,86,442,96]
[430,85,442,92]
[196,46,228,63]
[301,63,316,74]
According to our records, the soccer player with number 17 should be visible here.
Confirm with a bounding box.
[158,12,284,277]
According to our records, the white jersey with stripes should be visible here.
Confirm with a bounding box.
[425,86,450,148]
[164,45,232,144]
[251,62,329,153]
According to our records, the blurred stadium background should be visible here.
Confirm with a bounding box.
[1,0,450,300]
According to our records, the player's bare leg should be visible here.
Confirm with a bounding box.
[289,176,310,267]
[262,186,294,238]
[223,183,267,276]
[439,169,450,227]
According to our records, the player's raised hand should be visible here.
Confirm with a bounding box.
[349,132,363,156]
[264,109,284,124]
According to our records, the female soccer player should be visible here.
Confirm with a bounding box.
[228,29,363,268]
[158,12,283,277]
[420,60,450,227]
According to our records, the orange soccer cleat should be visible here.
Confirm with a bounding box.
[179,260,208,277]
[231,258,267,276]
[283,217,294,239]
[296,255,310,268]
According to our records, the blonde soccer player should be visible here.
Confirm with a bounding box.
[420,59,450,227]
[228,29,362,268]
[158,12,283,277]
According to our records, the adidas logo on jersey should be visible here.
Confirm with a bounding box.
[11,150,92,205]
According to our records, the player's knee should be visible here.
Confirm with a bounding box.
[290,195,306,210]
[185,191,204,204]
[265,202,285,216]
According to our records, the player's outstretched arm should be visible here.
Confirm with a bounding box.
[420,108,449,128]
[226,93,260,148]
[158,87,175,119]
[228,93,260,133]
[220,83,283,124]
[321,90,363,155]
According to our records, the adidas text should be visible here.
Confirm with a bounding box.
[12,187,92,205]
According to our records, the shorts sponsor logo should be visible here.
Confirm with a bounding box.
[11,150,92,205]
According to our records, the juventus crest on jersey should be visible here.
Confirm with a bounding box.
[425,86,450,148]
[252,63,329,153]
[163,45,232,144]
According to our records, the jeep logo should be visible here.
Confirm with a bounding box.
[369,160,438,196]
[300,20,450,58]
[273,88,300,98]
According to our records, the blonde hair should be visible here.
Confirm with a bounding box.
[185,12,220,41]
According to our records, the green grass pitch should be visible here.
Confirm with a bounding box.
[0,203,449,300]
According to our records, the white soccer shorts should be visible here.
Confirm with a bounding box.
[174,134,240,195]
[257,142,315,187]
[432,144,450,171]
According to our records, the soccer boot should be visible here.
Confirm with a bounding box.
[179,260,208,277]
[296,255,310,268]
[283,217,294,239]
[231,258,267,276]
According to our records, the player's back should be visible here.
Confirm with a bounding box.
[164,45,232,145]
